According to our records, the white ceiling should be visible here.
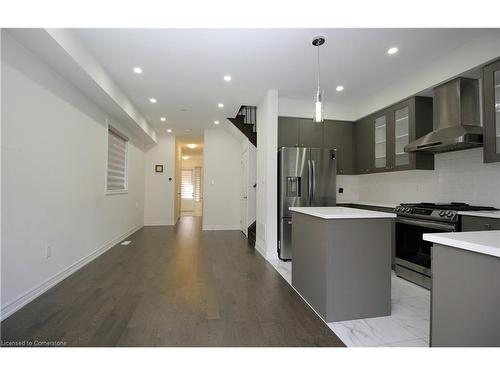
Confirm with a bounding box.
[74,28,494,139]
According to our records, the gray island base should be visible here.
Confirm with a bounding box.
[290,207,395,322]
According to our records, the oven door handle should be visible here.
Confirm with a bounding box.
[396,217,456,232]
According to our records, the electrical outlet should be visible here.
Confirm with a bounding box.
[338,187,344,194]
[45,244,52,258]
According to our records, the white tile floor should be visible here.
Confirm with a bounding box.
[268,258,430,347]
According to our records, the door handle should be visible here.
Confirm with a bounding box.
[311,160,316,202]
[307,159,312,205]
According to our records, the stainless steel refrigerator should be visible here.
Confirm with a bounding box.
[278,147,336,260]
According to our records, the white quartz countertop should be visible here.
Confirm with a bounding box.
[423,231,500,258]
[289,206,396,219]
[458,210,500,219]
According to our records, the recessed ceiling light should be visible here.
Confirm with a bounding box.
[167,129,172,133]
[160,117,166,122]
[149,98,157,103]
[387,47,399,55]
[182,156,189,160]
[217,103,224,108]
[133,67,142,74]
[223,75,232,82]
[336,86,344,92]
[187,144,197,149]
[214,120,220,125]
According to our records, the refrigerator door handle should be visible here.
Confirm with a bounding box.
[307,159,312,205]
[311,160,316,203]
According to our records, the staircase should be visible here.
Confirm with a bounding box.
[247,221,256,248]
[228,105,257,147]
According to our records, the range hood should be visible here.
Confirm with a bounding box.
[405,77,483,153]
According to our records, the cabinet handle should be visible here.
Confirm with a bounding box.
[484,223,491,230]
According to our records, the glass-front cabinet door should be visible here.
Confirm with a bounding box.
[483,59,500,163]
[394,106,410,168]
[374,114,387,170]
[496,70,500,153]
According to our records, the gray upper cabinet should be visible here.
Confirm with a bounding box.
[354,116,374,174]
[278,117,324,148]
[323,120,354,175]
[278,117,300,147]
[298,118,324,147]
[483,59,500,163]
[354,96,434,174]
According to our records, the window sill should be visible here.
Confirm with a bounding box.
[105,190,129,196]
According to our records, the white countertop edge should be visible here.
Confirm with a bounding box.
[289,206,396,219]
[423,231,500,259]
[457,210,500,219]
[338,201,398,209]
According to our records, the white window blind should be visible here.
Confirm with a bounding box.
[181,169,194,199]
[107,127,128,191]
[194,167,202,202]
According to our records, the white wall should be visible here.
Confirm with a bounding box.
[256,89,279,259]
[1,33,145,319]
[202,128,242,230]
[143,135,176,225]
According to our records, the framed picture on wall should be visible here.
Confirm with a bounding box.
[155,164,163,173]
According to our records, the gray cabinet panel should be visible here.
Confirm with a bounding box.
[431,244,500,347]
[354,116,374,174]
[483,59,500,163]
[299,118,324,147]
[323,120,354,174]
[461,216,500,231]
[278,117,300,147]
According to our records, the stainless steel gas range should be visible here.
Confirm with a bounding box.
[394,202,498,289]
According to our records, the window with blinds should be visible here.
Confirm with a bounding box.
[194,167,202,202]
[181,169,194,199]
[106,127,128,192]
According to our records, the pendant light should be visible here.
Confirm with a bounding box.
[312,36,326,123]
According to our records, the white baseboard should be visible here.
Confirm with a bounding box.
[144,222,175,226]
[255,238,266,258]
[202,225,241,231]
[0,224,143,321]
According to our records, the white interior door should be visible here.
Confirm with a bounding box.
[240,150,249,235]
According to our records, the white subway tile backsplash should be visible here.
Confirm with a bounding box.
[341,148,500,208]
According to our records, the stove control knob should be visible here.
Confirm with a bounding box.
[446,211,454,218]
[439,210,446,217]
[406,207,412,213]
[395,207,400,212]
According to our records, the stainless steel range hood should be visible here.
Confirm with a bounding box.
[405,77,483,153]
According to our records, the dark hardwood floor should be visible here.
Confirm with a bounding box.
[1,217,344,347]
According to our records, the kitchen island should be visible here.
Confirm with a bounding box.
[423,231,500,347]
[289,206,396,322]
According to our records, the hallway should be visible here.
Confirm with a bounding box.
[0,218,344,347]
